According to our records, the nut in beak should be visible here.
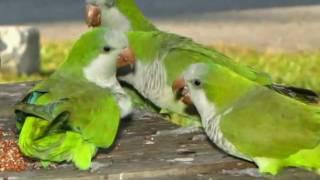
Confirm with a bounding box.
[117,48,136,69]
[172,78,193,105]
[86,4,102,27]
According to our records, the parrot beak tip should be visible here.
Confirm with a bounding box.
[172,78,186,93]
[172,78,193,105]
[86,4,102,27]
[117,48,136,69]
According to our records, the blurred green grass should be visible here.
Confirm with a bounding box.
[214,44,320,92]
[1,41,319,93]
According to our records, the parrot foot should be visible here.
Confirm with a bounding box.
[154,126,203,136]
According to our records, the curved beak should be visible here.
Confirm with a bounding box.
[172,78,193,105]
[86,4,102,27]
[117,48,136,68]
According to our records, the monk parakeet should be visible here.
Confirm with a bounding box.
[172,62,320,175]
[15,27,132,170]
[111,30,291,127]
[85,0,202,126]
[85,0,318,127]
[85,0,156,31]
[86,0,159,115]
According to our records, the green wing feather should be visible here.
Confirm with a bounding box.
[221,88,320,158]
[128,31,272,85]
[127,31,271,127]
[221,87,320,174]
[195,63,320,174]
[202,63,320,174]
[17,78,121,169]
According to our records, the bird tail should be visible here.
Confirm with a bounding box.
[18,116,97,170]
[269,84,319,104]
[282,110,320,172]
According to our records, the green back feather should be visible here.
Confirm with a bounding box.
[116,0,157,31]
[197,62,320,174]
[128,31,272,86]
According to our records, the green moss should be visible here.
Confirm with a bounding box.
[1,41,319,93]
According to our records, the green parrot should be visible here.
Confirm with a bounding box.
[115,31,277,127]
[84,0,270,127]
[85,0,318,128]
[85,0,157,31]
[112,30,320,128]
[172,62,320,175]
[15,27,133,170]
[85,0,158,114]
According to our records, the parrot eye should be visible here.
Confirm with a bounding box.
[105,1,114,8]
[192,79,202,87]
[103,46,112,52]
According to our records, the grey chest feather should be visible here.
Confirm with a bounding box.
[204,114,251,161]
[136,60,167,99]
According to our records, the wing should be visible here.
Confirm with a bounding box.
[220,87,320,159]
[65,83,121,148]
[128,31,272,85]
[152,31,272,85]
[16,77,121,148]
[173,40,272,85]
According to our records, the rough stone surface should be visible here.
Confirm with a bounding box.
[0,26,40,75]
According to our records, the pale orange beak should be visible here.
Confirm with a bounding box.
[86,4,102,27]
[172,78,193,105]
[117,48,136,68]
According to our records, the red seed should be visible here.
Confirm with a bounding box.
[0,129,29,172]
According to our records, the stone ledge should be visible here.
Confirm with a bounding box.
[0,26,40,75]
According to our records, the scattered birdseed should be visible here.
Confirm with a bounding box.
[144,135,155,145]
[0,129,29,172]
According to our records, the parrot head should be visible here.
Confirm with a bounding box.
[58,27,135,81]
[173,62,259,120]
[85,0,156,31]
[58,27,134,117]
[172,63,219,119]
